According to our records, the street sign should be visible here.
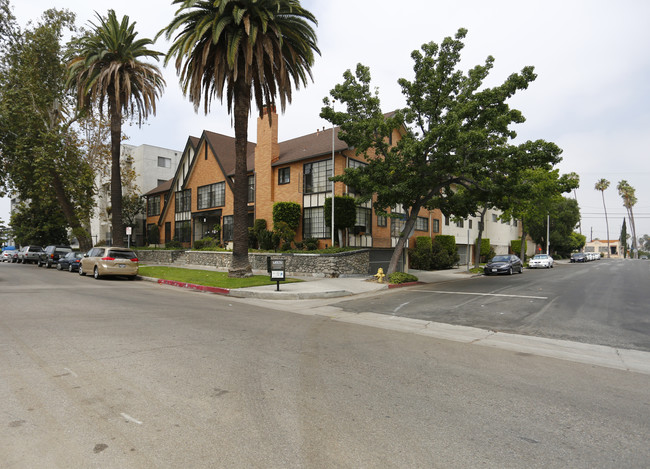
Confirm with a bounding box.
[126,226,132,235]
[269,258,286,291]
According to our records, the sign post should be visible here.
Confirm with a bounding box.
[269,258,286,291]
[126,226,132,248]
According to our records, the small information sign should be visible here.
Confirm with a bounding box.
[269,258,286,291]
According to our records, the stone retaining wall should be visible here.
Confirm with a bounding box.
[135,249,370,277]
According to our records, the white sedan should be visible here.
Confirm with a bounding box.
[528,254,554,268]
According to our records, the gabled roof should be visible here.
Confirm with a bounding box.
[274,127,349,166]
[143,179,173,197]
[203,131,256,176]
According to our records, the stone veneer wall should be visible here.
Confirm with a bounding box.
[135,249,370,278]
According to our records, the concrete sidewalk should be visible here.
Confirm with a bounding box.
[140,263,475,300]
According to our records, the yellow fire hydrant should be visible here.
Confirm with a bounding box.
[374,267,386,283]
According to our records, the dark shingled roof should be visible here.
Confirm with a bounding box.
[143,179,173,197]
[275,127,348,166]
[203,130,256,175]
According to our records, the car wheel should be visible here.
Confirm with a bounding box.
[37,260,42,267]
[93,266,101,280]
[79,264,85,276]
[46,261,51,269]
[56,263,62,271]
[519,266,523,274]
[69,264,73,272]
[508,267,513,275]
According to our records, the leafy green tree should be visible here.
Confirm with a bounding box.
[160,0,319,277]
[324,195,357,246]
[594,178,611,257]
[527,196,581,257]
[10,200,69,246]
[617,180,637,258]
[67,10,165,247]
[321,29,562,274]
[0,9,95,249]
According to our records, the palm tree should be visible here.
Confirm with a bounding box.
[617,180,638,258]
[67,10,165,247]
[159,0,319,277]
[594,178,611,257]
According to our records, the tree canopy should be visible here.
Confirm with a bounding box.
[321,29,564,273]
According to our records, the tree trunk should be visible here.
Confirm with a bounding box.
[474,206,487,269]
[601,191,610,258]
[50,171,92,251]
[519,218,527,261]
[228,80,253,278]
[387,209,418,275]
[109,93,124,247]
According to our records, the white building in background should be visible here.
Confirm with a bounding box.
[90,143,181,246]
[442,208,535,264]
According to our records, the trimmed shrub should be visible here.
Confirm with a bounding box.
[409,236,433,270]
[194,237,218,250]
[147,224,160,245]
[431,235,459,269]
[388,272,419,284]
[165,239,182,249]
[258,229,279,251]
[304,237,319,251]
[511,239,527,260]
[273,202,301,231]
[479,238,495,263]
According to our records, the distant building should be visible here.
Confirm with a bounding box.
[584,239,622,258]
[90,143,181,246]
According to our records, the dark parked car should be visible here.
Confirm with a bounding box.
[38,245,73,268]
[484,254,523,275]
[17,245,43,264]
[570,252,587,263]
[57,251,83,272]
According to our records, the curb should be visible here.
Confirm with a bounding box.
[142,276,231,295]
[388,281,425,289]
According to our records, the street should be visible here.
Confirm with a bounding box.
[337,258,650,352]
[1,261,649,468]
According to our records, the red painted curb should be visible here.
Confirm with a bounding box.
[387,281,424,289]
[157,278,230,295]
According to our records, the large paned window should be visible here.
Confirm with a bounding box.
[391,205,406,237]
[432,219,440,233]
[354,207,372,234]
[248,175,255,203]
[303,207,327,238]
[147,195,161,216]
[174,220,191,243]
[197,182,225,210]
[347,159,367,198]
[175,189,191,213]
[415,216,429,232]
[222,215,234,242]
[303,159,332,194]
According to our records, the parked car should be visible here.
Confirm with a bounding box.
[484,254,523,275]
[17,245,43,264]
[1,246,16,262]
[57,251,83,272]
[38,245,73,268]
[79,247,139,279]
[570,253,587,263]
[528,254,554,269]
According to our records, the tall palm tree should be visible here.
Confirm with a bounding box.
[617,180,638,258]
[67,10,165,247]
[594,178,611,257]
[160,0,319,277]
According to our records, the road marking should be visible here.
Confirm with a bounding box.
[416,290,548,300]
[394,301,411,314]
[120,413,143,425]
[63,367,78,378]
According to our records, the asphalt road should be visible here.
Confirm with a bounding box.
[336,258,650,351]
[1,261,649,468]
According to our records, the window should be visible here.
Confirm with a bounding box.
[197,183,224,209]
[303,159,332,194]
[147,195,161,216]
[391,217,405,237]
[303,207,327,238]
[513,219,518,227]
[377,215,387,227]
[158,156,171,168]
[174,220,191,243]
[354,207,372,234]
[469,219,473,229]
[445,216,450,226]
[222,216,234,242]
[347,159,367,197]
[492,213,498,222]
[415,216,429,232]
[175,189,191,213]
[432,219,440,233]
[455,219,464,228]
[248,175,255,203]
[278,167,290,185]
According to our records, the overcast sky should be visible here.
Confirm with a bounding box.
[2,0,649,244]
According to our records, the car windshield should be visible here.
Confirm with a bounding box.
[533,255,548,259]
[492,255,510,262]
[110,250,137,260]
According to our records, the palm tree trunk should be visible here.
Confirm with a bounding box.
[229,80,253,277]
[109,93,124,247]
[629,208,638,258]
[601,191,610,258]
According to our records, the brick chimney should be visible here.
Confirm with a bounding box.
[254,105,279,226]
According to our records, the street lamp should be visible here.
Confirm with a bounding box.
[331,100,336,248]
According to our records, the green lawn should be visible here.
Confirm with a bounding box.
[138,266,301,289]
